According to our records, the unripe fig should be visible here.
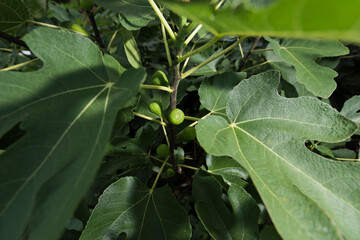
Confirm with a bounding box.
[168,108,184,125]
[156,144,169,157]
[166,168,175,178]
[149,102,162,117]
[151,70,169,86]
[181,127,196,140]
[71,24,88,35]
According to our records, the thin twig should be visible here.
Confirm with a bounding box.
[238,36,261,71]
[86,10,105,48]
[0,31,28,49]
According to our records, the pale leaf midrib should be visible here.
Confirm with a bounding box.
[0,86,108,216]
[233,125,360,230]
[230,127,318,240]
[236,117,332,129]
[0,84,105,120]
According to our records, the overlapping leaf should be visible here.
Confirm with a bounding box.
[193,172,259,240]
[0,0,29,31]
[266,38,348,98]
[80,177,191,240]
[341,95,360,135]
[199,72,246,115]
[0,28,145,240]
[164,0,360,42]
[22,0,48,18]
[196,71,359,240]
[206,155,248,187]
[92,0,156,30]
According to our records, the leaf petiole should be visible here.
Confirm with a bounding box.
[133,112,166,126]
[148,0,176,41]
[161,23,172,67]
[178,35,221,63]
[141,84,173,93]
[0,58,39,72]
[150,156,170,192]
[182,37,246,79]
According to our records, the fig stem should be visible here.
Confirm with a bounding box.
[178,35,221,63]
[161,117,170,146]
[184,116,201,121]
[150,156,170,193]
[182,37,246,79]
[133,112,166,126]
[0,58,39,72]
[148,0,176,41]
[140,84,173,93]
[161,23,172,67]
[146,154,199,171]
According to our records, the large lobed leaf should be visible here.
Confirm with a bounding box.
[164,0,360,42]
[196,71,359,240]
[0,0,29,31]
[80,177,191,240]
[266,38,348,98]
[0,28,145,240]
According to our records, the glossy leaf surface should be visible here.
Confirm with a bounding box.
[0,28,145,240]
[196,70,359,240]
[120,26,142,68]
[80,177,191,240]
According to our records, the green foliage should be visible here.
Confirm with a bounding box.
[0,1,360,240]
[196,71,359,239]
[341,95,360,135]
[80,177,191,240]
[164,0,360,42]
[92,0,156,30]
[79,0,93,11]
[193,172,259,240]
[0,28,145,240]
[22,0,48,18]
[181,127,196,140]
[0,0,29,31]
[266,38,348,98]
[120,26,142,68]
